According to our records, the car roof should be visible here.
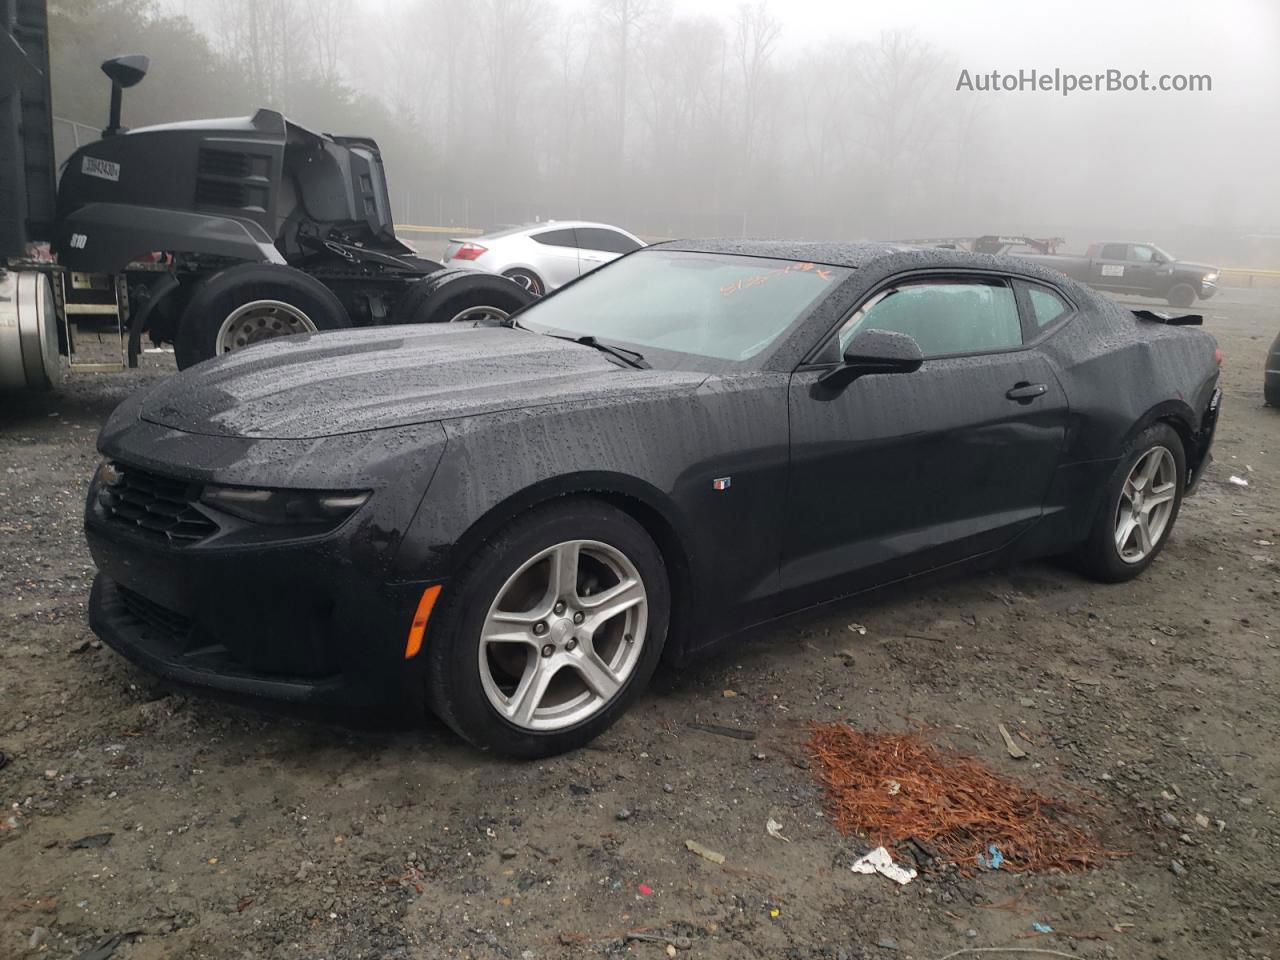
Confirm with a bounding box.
[648,238,1102,290]
[652,238,910,268]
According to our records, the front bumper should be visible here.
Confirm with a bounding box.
[86,527,437,715]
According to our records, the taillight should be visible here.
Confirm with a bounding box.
[451,242,488,261]
[1214,348,1223,366]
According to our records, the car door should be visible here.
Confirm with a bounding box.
[575,227,643,274]
[781,274,1069,607]
[528,227,583,289]
[1123,243,1162,293]
[1090,243,1132,290]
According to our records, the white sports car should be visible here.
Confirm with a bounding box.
[441,221,645,296]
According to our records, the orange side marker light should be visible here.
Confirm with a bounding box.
[404,585,442,659]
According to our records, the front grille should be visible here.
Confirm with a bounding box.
[195,179,247,207]
[98,463,219,545]
[118,585,193,639]
[198,148,251,178]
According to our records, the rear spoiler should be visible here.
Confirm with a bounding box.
[1132,309,1203,326]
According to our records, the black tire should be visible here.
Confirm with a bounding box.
[425,499,669,758]
[1265,375,1280,408]
[174,263,350,369]
[1167,283,1197,309]
[394,268,534,326]
[1074,422,1186,583]
[501,268,546,297]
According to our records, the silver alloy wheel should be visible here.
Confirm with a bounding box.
[215,299,317,354]
[1114,445,1177,563]
[478,539,648,731]
[449,304,511,324]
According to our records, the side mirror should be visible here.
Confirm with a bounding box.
[100,55,150,138]
[819,329,923,389]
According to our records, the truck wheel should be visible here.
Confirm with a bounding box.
[1166,283,1197,309]
[175,264,350,370]
[395,268,535,326]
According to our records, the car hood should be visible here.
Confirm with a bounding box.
[140,325,702,439]
[1173,260,1218,275]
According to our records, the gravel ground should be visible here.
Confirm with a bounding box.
[1,292,1277,960]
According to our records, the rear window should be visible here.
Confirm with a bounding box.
[1099,243,1128,260]
[532,228,578,248]
[1026,285,1071,328]
[577,228,642,254]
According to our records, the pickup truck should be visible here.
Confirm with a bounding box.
[1015,240,1220,308]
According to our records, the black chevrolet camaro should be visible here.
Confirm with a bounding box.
[85,241,1222,756]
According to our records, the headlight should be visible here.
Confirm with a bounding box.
[1204,272,1219,283]
[200,485,369,527]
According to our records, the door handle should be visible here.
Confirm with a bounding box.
[1006,382,1048,401]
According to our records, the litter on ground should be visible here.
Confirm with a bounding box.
[850,845,918,885]
[684,839,726,864]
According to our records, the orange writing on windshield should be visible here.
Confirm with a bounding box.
[721,261,835,297]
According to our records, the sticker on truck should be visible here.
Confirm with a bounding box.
[1100,264,1125,277]
[81,156,121,182]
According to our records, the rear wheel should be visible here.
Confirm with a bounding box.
[501,268,545,297]
[175,264,350,369]
[1167,283,1197,308]
[425,499,669,757]
[394,268,534,326]
[1074,422,1185,582]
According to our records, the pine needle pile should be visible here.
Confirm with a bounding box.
[808,723,1114,873]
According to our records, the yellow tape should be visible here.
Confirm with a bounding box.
[394,224,484,236]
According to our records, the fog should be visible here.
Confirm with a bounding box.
[68,0,1280,263]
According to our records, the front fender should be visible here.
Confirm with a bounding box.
[56,203,283,272]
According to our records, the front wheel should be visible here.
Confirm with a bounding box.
[1074,422,1185,582]
[425,500,669,757]
[1167,283,1197,309]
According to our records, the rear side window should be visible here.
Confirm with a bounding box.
[532,228,578,248]
[842,279,1022,358]
[1099,243,1128,260]
[1025,284,1071,328]
[577,228,642,254]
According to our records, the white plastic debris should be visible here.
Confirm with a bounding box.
[766,818,790,842]
[847,623,867,635]
[850,846,917,885]
[1229,476,1249,487]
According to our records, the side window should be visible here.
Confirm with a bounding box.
[1099,243,1128,260]
[841,280,1022,358]
[531,228,578,248]
[1025,284,1072,328]
[577,228,642,254]
[1129,244,1155,263]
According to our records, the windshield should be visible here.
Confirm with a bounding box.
[518,250,848,366]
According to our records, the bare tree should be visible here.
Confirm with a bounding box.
[596,0,655,165]
[732,1,781,167]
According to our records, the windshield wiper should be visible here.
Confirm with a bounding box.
[548,334,649,369]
